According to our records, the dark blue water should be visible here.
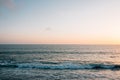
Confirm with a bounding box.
[1,44,120,80]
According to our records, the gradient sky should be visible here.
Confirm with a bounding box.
[0,0,120,44]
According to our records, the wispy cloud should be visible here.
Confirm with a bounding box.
[0,0,16,10]
[45,27,52,31]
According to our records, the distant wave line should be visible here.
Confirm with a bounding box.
[0,51,115,54]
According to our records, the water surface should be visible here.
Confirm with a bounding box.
[0,44,120,80]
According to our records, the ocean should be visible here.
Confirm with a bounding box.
[0,44,120,80]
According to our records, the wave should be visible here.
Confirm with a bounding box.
[0,62,120,70]
[0,51,65,54]
[0,51,115,54]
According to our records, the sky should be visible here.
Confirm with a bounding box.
[0,0,120,44]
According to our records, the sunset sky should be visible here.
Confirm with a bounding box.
[0,0,120,44]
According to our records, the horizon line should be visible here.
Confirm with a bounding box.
[0,43,120,45]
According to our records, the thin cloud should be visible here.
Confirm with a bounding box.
[0,0,16,10]
[45,27,52,31]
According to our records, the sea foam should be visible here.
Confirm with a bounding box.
[0,62,120,70]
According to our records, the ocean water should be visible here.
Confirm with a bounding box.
[1,44,120,80]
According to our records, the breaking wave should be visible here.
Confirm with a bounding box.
[0,62,120,70]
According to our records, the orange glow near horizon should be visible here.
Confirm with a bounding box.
[0,34,120,44]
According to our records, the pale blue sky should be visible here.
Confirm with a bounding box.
[0,0,120,44]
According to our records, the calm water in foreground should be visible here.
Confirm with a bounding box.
[1,44,120,80]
